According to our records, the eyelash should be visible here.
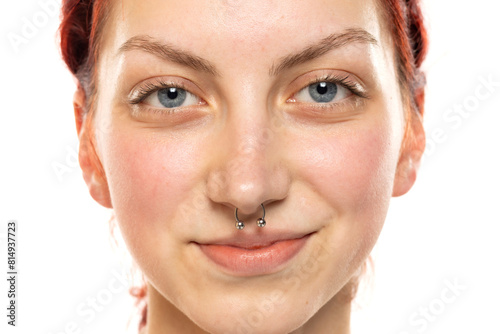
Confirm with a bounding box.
[128,78,193,105]
[127,73,368,109]
[299,74,369,100]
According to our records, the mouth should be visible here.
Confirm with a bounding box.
[195,232,314,277]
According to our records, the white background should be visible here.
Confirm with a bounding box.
[1,0,499,333]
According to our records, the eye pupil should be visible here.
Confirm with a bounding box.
[167,87,178,99]
[158,87,187,108]
[308,82,337,103]
[316,82,328,95]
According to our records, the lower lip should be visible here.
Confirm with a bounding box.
[198,235,311,276]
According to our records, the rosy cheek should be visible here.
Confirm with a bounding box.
[292,122,398,224]
[102,130,202,236]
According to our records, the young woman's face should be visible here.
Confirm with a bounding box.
[83,0,418,332]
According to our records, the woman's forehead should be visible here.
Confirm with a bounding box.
[103,0,385,61]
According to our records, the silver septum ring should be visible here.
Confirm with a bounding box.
[235,204,266,230]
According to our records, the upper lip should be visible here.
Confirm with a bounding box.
[194,231,315,250]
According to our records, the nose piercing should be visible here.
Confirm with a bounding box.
[256,204,266,227]
[235,204,266,230]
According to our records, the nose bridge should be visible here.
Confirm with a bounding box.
[207,95,287,214]
[229,114,270,192]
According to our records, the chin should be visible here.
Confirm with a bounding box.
[194,310,307,334]
[176,285,327,334]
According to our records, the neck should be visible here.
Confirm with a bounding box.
[144,283,352,334]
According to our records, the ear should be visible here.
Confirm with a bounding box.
[392,113,426,197]
[73,89,113,208]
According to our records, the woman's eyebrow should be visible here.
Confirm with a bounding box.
[117,35,220,76]
[117,28,377,77]
[269,28,378,76]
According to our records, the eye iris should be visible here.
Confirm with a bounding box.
[308,82,337,103]
[158,87,187,108]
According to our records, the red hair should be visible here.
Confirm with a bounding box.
[59,0,148,330]
[58,0,428,331]
[382,0,429,155]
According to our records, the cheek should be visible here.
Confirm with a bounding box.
[284,118,402,305]
[101,129,203,244]
[292,119,400,233]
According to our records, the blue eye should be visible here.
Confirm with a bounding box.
[295,81,351,104]
[308,82,337,103]
[139,85,200,109]
[157,87,187,108]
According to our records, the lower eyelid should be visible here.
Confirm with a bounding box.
[286,93,365,114]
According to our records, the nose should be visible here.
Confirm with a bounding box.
[206,102,290,216]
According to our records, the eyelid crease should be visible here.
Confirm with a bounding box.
[315,74,368,99]
[128,78,195,105]
[288,73,370,103]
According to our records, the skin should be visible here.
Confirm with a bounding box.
[73,0,425,333]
